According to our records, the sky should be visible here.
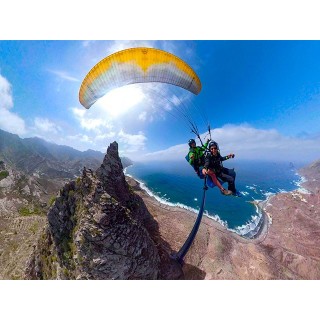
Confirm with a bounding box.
[0,40,319,163]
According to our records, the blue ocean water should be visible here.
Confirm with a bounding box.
[125,159,305,237]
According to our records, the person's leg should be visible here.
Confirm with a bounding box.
[206,169,232,195]
[220,168,236,193]
[225,168,236,180]
[206,169,223,189]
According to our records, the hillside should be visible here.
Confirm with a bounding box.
[0,130,133,279]
[0,129,103,178]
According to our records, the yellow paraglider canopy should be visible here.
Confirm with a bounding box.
[79,47,202,109]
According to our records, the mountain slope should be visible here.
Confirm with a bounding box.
[25,142,182,280]
[0,129,130,178]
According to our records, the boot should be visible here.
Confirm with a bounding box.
[221,188,232,196]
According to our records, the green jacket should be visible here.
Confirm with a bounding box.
[188,140,209,171]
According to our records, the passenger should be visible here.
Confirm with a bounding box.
[202,141,236,196]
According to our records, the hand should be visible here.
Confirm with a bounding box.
[229,153,235,158]
[202,168,208,176]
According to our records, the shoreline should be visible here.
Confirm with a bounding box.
[124,163,306,241]
[125,174,270,243]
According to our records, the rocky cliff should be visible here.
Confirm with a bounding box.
[25,142,182,280]
[299,159,320,193]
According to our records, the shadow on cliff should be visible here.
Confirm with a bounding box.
[128,178,206,280]
[137,200,206,280]
[127,181,183,279]
[182,263,207,280]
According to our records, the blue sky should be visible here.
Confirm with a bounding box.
[0,40,320,162]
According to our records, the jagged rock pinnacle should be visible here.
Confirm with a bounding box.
[25,141,182,280]
[96,141,130,204]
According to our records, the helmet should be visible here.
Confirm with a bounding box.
[188,139,196,147]
[208,141,219,150]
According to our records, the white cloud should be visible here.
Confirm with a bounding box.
[71,106,114,132]
[61,129,146,155]
[105,40,156,56]
[69,102,149,154]
[67,133,93,143]
[0,74,13,109]
[143,124,320,163]
[0,73,26,135]
[0,107,26,135]
[138,111,147,121]
[72,107,86,118]
[118,129,147,153]
[34,117,61,134]
[94,132,116,141]
[48,69,79,82]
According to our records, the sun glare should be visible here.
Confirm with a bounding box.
[95,85,145,117]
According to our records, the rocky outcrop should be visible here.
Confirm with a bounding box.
[299,159,320,193]
[25,142,182,280]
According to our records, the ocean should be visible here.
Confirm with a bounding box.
[125,159,306,238]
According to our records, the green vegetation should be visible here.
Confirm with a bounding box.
[58,233,77,279]
[0,170,9,181]
[48,195,57,206]
[68,190,75,199]
[29,222,39,235]
[19,205,44,216]
[41,250,58,279]
[128,184,135,194]
[10,242,19,252]
[38,231,59,279]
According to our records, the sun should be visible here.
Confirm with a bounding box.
[95,85,145,117]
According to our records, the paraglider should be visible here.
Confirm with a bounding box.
[79,47,201,109]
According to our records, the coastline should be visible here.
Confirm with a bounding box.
[125,174,269,244]
[125,160,320,279]
[124,162,304,240]
[125,162,316,245]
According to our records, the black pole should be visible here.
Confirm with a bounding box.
[172,177,208,264]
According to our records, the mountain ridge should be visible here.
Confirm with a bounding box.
[0,129,132,178]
